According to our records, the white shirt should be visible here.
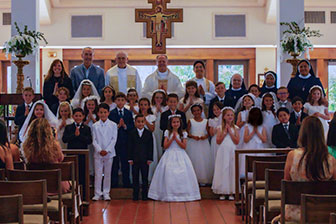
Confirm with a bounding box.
[92,119,118,158]
[117,107,125,116]
[117,67,128,93]
[158,70,169,78]
[25,102,33,109]
[137,128,144,137]
[294,110,302,118]
[192,77,215,105]
[217,95,226,102]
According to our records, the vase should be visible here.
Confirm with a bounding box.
[13,54,30,93]
[286,52,301,77]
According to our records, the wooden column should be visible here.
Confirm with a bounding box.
[63,60,69,75]
[316,59,328,92]
[206,59,214,82]
[248,59,256,85]
[104,59,112,73]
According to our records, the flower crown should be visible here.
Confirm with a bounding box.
[153,89,166,95]
[81,79,92,86]
[168,114,181,120]
[81,95,100,108]
[221,106,235,113]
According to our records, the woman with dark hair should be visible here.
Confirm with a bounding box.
[0,120,14,169]
[287,59,325,102]
[283,116,336,222]
[43,59,74,108]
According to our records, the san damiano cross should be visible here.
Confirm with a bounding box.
[135,0,183,54]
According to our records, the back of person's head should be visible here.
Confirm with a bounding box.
[298,116,331,181]
[247,107,263,127]
[0,120,9,146]
[22,118,59,163]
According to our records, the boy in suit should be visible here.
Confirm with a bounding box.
[92,103,118,201]
[160,93,187,133]
[208,82,234,118]
[276,87,293,113]
[128,114,153,201]
[272,107,298,148]
[14,87,35,129]
[289,96,308,130]
[109,92,134,188]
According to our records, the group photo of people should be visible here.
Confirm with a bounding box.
[1,46,336,223]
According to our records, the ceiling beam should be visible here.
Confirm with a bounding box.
[40,0,51,25]
[265,0,276,24]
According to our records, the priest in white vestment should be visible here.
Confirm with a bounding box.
[105,51,142,95]
[141,55,184,99]
[190,60,215,106]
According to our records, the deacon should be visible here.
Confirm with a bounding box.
[190,60,215,106]
[105,51,142,95]
[141,54,184,99]
[70,47,105,94]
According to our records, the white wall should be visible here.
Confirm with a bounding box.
[255,47,276,83]
[41,48,63,79]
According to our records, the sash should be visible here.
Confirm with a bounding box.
[110,75,136,92]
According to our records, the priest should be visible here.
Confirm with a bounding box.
[225,73,248,107]
[105,51,142,95]
[141,55,184,99]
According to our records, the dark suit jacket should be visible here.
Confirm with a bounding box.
[62,123,92,149]
[289,111,308,130]
[208,95,234,118]
[108,108,134,151]
[160,109,187,131]
[127,128,153,164]
[14,104,28,127]
[271,123,298,148]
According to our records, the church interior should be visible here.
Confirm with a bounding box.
[1,0,336,223]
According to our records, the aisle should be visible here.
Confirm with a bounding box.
[82,199,242,224]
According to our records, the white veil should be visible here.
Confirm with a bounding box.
[81,95,101,110]
[261,92,279,111]
[71,79,100,109]
[56,101,73,119]
[19,100,58,142]
[234,93,256,112]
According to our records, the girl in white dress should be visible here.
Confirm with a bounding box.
[148,115,201,202]
[208,102,224,172]
[56,101,73,149]
[178,80,204,121]
[212,107,240,200]
[186,104,212,185]
[303,85,330,138]
[100,85,116,111]
[125,88,139,116]
[71,79,100,109]
[236,93,255,128]
[151,89,168,160]
[138,98,158,181]
[82,96,99,176]
[239,107,267,177]
[261,93,278,147]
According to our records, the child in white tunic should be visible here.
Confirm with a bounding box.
[56,102,73,149]
[236,93,255,128]
[186,104,212,185]
[212,107,240,200]
[303,85,330,138]
[138,98,158,181]
[71,79,100,109]
[261,93,278,147]
[151,89,168,160]
[148,115,201,202]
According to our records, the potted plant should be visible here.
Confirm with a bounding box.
[3,22,47,93]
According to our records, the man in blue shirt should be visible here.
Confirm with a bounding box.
[70,47,105,94]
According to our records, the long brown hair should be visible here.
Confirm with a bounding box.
[298,116,330,181]
[167,116,184,139]
[183,80,200,104]
[44,59,69,82]
[23,118,61,163]
[307,86,324,106]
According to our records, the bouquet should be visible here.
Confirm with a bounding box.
[280,22,322,59]
[3,22,47,57]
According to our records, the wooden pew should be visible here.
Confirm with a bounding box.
[301,194,336,223]
[234,148,291,216]
[0,194,23,224]
[330,212,336,224]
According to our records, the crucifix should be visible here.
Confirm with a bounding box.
[135,0,183,54]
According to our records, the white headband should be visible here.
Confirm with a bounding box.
[168,114,181,120]
[153,89,166,95]
[309,85,323,93]
[221,106,235,113]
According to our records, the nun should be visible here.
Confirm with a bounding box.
[260,71,278,96]
[287,59,325,102]
[225,73,248,107]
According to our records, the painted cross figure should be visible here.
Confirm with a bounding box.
[135,0,183,54]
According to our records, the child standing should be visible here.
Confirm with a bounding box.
[71,79,100,109]
[92,103,117,201]
[272,108,298,148]
[261,93,278,147]
[50,87,70,115]
[128,114,153,200]
[208,82,234,119]
[212,107,240,200]
[125,88,139,116]
[148,115,201,202]
[304,85,330,137]
[15,87,35,130]
[100,85,116,111]
[179,80,204,121]
[289,96,308,131]
[236,94,255,128]
[138,98,158,181]
[109,92,134,188]
[276,87,293,113]
[186,104,212,185]
[151,89,168,160]
[56,102,73,148]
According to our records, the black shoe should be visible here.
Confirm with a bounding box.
[133,196,139,201]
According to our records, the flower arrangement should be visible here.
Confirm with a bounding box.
[280,21,322,59]
[3,22,47,57]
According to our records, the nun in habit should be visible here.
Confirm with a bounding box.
[225,73,248,108]
[260,71,278,96]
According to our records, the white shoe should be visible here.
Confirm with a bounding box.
[92,195,101,201]
[228,196,234,201]
[103,195,111,201]
[219,196,226,200]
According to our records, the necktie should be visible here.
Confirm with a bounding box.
[284,124,290,139]
[76,123,80,128]
[220,99,225,103]
[119,109,123,117]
